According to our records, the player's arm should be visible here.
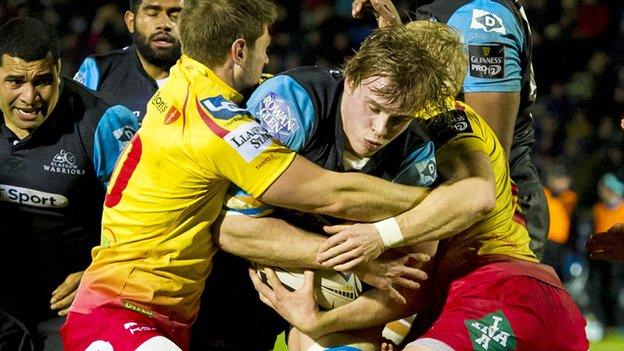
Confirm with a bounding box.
[317,141,495,269]
[91,104,139,186]
[258,154,429,222]
[394,144,496,244]
[587,223,624,263]
[464,92,519,156]
[249,241,437,338]
[73,57,101,90]
[449,2,526,156]
[215,213,326,268]
[215,213,430,303]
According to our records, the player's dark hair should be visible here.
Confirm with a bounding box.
[0,17,60,66]
[129,0,142,14]
[179,0,277,68]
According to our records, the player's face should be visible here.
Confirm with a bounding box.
[128,0,183,69]
[341,76,413,158]
[237,26,271,91]
[0,54,61,138]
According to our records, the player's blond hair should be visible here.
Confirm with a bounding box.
[344,21,466,116]
[179,0,277,68]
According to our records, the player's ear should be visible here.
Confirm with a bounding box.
[125,10,135,33]
[344,76,356,94]
[231,38,246,66]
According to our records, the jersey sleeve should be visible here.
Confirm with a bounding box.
[73,57,101,90]
[223,75,319,217]
[424,109,487,166]
[194,96,296,200]
[92,105,139,185]
[245,75,318,152]
[448,1,524,93]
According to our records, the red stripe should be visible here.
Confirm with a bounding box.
[195,99,229,138]
[513,211,527,226]
[105,135,143,208]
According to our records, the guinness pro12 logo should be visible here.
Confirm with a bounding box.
[469,45,505,79]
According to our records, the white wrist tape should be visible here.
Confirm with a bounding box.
[373,217,404,249]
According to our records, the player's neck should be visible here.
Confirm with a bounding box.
[136,51,170,82]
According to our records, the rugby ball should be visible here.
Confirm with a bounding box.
[256,265,363,310]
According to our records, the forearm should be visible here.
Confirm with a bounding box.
[216,214,325,268]
[321,172,429,221]
[312,289,419,338]
[306,243,437,337]
[260,155,428,222]
[396,177,495,245]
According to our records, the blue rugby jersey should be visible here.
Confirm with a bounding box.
[226,66,437,220]
[74,45,159,123]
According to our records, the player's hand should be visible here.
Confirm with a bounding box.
[351,250,429,304]
[50,271,84,316]
[352,0,402,28]
[318,223,386,271]
[248,267,324,338]
[381,340,397,351]
[587,223,624,262]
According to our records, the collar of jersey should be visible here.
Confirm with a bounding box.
[177,55,243,104]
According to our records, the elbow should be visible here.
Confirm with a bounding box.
[473,179,496,219]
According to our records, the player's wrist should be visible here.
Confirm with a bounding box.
[373,217,404,249]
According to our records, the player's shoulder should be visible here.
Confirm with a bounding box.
[83,46,134,76]
[60,77,136,135]
[280,66,343,84]
[447,0,523,36]
[90,46,133,63]
[419,102,483,147]
[61,76,111,115]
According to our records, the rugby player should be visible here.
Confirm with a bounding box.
[211,17,462,350]
[74,0,183,122]
[0,17,138,349]
[252,22,588,351]
[353,0,549,258]
[60,1,434,350]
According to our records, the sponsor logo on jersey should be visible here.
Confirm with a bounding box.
[417,159,437,185]
[225,122,273,162]
[123,321,157,335]
[425,110,474,148]
[113,126,136,150]
[470,9,506,34]
[122,300,153,317]
[43,149,86,175]
[201,96,249,120]
[466,310,516,350]
[393,157,437,187]
[256,92,300,143]
[150,91,168,113]
[254,153,277,170]
[469,45,505,79]
[0,184,68,208]
[164,106,181,124]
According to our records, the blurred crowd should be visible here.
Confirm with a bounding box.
[2,0,623,341]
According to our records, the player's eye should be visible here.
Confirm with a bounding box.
[168,10,180,21]
[4,78,23,88]
[368,105,381,114]
[144,9,159,17]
